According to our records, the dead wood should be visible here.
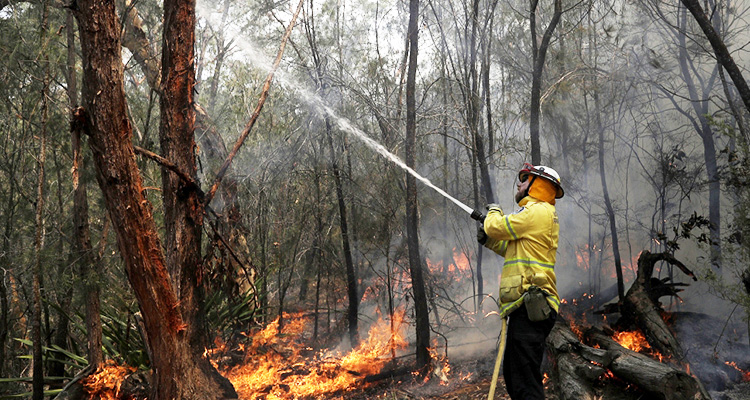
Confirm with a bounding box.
[363,366,416,383]
[619,251,697,362]
[547,320,606,400]
[584,326,710,400]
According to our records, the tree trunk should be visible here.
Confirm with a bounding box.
[680,0,750,115]
[676,7,722,270]
[207,0,231,116]
[302,1,360,345]
[68,10,104,368]
[325,118,359,347]
[73,0,236,397]
[594,91,624,300]
[547,319,710,400]
[32,3,50,397]
[72,111,104,367]
[547,321,605,400]
[529,0,562,165]
[619,251,697,362]
[405,0,431,370]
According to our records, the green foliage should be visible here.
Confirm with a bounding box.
[204,287,268,335]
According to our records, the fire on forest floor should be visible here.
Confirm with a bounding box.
[206,309,524,400]
[211,309,418,399]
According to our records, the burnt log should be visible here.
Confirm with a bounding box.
[363,366,415,383]
[584,327,710,400]
[547,318,710,400]
[547,320,606,400]
[619,251,697,362]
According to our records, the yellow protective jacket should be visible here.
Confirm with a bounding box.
[483,196,560,318]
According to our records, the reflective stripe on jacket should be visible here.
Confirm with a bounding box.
[483,196,560,318]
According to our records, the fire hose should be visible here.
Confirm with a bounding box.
[487,317,508,400]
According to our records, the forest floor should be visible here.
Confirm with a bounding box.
[337,348,750,400]
[338,351,559,400]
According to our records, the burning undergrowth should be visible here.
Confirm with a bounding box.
[213,308,416,399]
[82,360,137,400]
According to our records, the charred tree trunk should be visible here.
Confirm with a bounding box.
[529,0,562,165]
[594,91,624,300]
[326,122,359,347]
[405,0,431,370]
[73,0,236,398]
[618,251,697,362]
[466,0,494,315]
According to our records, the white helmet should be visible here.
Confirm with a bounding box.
[518,163,564,198]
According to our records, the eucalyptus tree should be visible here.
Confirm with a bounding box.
[298,0,360,346]
[71,0,238,396]
[425,0,498,314]
[31,3,51,397]
[529,0,563,165]
[680,0,750,116]
[635,0,738,271]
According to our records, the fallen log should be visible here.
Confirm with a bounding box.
[363,366,415,383]
[584,326,710,400]
[547,320,606,400]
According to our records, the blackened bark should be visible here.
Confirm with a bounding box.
[405,0,431,369]
[160,0,237,396]
[302,0,359,346]
[325,119,359,346]
[529,0,562,165]
[466,0,494,313]
[620,251,697,362]
[594,89,624,300]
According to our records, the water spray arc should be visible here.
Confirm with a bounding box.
[196,4,486,223]
[323,110,486,223]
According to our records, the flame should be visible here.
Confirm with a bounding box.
[428,346,451,385]
[725,361,750,381]
[222,309,409,399]
[613,330,650,353]
[426,248,473,275]
[82,360,136,400]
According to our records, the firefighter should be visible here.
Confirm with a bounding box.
[478,163,563,400]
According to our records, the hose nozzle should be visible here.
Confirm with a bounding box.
[470,209,485,223]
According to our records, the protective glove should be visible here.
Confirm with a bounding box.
[486,203,503,215]
[477,225,488,245]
